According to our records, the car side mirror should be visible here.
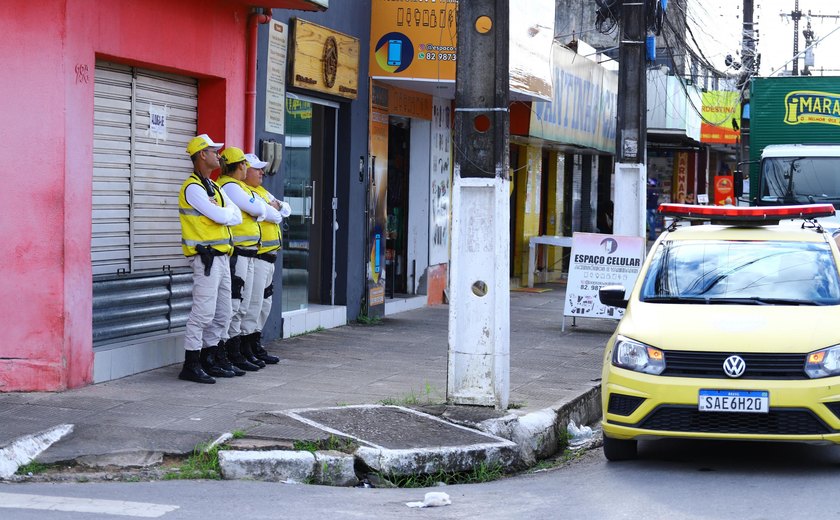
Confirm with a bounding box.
[599,285,628,309]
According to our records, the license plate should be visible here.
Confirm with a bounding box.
[698,390,769,413]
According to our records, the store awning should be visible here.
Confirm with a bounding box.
[230,0,327,11]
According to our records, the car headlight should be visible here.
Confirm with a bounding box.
[805,345,840,378]
[612,336,666,375]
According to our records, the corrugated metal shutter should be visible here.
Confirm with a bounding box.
[92,62,197,347]
[92,62,197,275]
[132,69,196,272]
[92,62,133,275]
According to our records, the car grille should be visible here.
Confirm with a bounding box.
[634,405,831,435]
[608,393,646,416]
[824,401,840,421]
[662,351,807,380]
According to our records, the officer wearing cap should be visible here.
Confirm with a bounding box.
[178,134,243,384]
[217,147,268,373]
[240,153,291,365]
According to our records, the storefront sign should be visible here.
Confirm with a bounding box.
[265,20,289,135]
[530,44,617,153]
[369,0,458,81]
[290,19,359,99]
[674,151,688,203]
[700,90,740,144]
[564,233,645,321]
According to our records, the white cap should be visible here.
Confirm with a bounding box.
[244,153,269,169]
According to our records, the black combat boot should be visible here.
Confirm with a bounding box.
[250,331,280,364]
[225,335,260,372]
[216,340,245,376]
[200,345,236,378]
[178,350,215,384]
[240,333,266,368]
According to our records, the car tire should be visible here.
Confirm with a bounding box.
[603,435,638,461]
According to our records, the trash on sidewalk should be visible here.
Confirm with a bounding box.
[406,491,451,508]
[567,420,594,449]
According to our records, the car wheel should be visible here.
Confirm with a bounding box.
[603,435,638,461]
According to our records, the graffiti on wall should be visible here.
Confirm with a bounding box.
[429,97,451,266]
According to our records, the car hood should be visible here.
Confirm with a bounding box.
[618,302,840,353]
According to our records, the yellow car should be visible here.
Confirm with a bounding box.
[598,203,840,460]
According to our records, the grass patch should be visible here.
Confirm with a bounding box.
[293,435,357,454]
[507,401,526,410]
[231,430,246,439]
[15,461,52,475]
[290,326,326,338]
[382,462,505,488]
[355,314,383,326]
[379,382,443,406]
[163,442,225,480]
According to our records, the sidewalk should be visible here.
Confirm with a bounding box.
[0,286,616,483]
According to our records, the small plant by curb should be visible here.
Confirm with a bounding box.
[355,314,383,326]
[163,442,226,480]
[377,462,506,488]
[292,435,358,454]
[379,382,444,406]
[15,461,52,476]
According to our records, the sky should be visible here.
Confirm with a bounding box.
[686,0,840,77]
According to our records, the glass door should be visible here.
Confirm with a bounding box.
[282,98,313,312]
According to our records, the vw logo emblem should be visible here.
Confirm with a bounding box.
[723,355,746,378]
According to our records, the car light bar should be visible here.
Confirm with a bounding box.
[657,203,836,221]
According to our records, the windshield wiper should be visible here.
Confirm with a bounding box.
[641,296,705,304]
[703,297,821,306]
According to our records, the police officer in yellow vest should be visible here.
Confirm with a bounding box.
[240,153,291,364]
[178,134,242,384]
[217,147,268,372]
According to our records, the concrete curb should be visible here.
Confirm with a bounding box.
[480,384,602,465]
[0,424,74,479]
[218,386,602,485]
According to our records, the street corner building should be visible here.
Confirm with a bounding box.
[0,0,332,392]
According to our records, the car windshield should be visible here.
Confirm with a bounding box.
[639,239,840,305]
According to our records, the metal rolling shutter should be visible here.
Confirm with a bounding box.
[92,62,133,275]
[132,69,196,272]
[92,62,197,275]
[92,62,197,347]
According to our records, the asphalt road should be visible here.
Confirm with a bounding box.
[3,440,840,519]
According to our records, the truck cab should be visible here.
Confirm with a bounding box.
[757,144,840,208]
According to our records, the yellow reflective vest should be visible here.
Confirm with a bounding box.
[254,186,282,254]
[217,176,261,248]
[178,173,233,256]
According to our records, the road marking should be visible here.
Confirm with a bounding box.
[0,492,179,518]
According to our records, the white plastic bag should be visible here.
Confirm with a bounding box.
[406,491,452,508]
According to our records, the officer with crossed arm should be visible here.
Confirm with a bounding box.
[177,134,242,384]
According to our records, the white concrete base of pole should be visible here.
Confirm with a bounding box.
[613,162,647,238]
[447,175,510,410]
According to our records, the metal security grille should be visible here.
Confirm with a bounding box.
[92,61,197,275]
[92,62,197,346]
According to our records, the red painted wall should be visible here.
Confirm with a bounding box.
[0,0,253,391]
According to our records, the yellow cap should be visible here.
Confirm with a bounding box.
[220,147,249,166]
[186,134,224,156]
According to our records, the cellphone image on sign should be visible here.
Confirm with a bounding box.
[387,39,402,67]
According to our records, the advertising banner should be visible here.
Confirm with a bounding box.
[429,97,452,266]
[564,233,645,322]
[265,20,288,135]
[529,44,618,153]
[369,0,458,81]
[714,175,735,206]
[700,90,740,144]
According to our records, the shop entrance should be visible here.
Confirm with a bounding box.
[282,96,338,311]
[386,116,410,297]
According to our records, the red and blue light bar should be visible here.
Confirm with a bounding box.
[658,203,836,222]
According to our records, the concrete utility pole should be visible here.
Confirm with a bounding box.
[613,0,647,238]
[448,0,510,409]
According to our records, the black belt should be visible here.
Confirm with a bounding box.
[257,252,278,264]
[233,247,258,258]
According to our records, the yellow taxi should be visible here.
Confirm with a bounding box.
[598,203,840,460]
